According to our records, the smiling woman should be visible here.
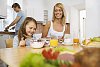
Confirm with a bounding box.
[42,3,69,39]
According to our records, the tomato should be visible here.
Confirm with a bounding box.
[42,48,60,60]
[52,51,60,60]
[47,48,53,59]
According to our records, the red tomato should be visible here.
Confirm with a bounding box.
[47,48,53,59]
[42,49,52,59]
[52,51,60,60]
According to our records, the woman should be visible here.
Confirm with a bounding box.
[13,17,37,47]
[42,3,69,39]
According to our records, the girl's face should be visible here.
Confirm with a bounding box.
[54,6,63,19]
[26,21,36,36]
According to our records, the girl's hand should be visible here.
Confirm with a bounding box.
[23,34,31,38]
[19,37,26,47]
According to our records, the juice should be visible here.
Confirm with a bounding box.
[73,38,79,43]
[50,39,58,47]
[73,38,80,48]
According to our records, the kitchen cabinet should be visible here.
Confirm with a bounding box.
[0,0,7,19]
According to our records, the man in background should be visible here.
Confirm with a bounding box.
[5,3,26,35]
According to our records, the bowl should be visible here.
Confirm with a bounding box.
[30,41,44,48]
[63,38,73,45]
[32,33,42,40]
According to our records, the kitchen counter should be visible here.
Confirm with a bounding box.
[0,31,15,35]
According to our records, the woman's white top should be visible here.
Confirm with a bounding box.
[47,21,65,38]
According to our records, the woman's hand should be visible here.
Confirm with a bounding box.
[19,37,26,47]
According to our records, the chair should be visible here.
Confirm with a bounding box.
[5,38,13,48]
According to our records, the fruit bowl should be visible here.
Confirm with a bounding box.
[30,41,44,48]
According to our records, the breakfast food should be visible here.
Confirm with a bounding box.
[87,42,100,47]
[92,37,100,42]
[74,48,100,67]
[82,37,100,47]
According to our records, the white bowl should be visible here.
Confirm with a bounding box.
[30,41,44,48]
[33,33,42,40]
[63,38,73,45]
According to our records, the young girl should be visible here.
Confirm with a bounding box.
[13,17,37,47]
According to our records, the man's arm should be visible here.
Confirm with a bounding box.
[5,16,21,30]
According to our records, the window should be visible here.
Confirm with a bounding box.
[5,0,14,27]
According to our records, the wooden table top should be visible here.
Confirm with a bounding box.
[0,46,82,67]
[0,47,44,67]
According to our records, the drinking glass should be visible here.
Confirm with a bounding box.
[50,39,58,47]
[73,33,80,47]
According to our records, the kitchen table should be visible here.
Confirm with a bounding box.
[0,46,82,67]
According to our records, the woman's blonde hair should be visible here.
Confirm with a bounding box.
[18,17,37,42]
[52,3,66,25]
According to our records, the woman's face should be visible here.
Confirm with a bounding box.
[54,6,63,19]
[26,21,36,36]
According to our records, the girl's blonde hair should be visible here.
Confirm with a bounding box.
[18,17,37,42]
[52,3,66,25]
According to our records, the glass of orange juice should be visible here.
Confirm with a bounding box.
[50,39,58,47]
[73,33,80,47]
[73,38,79,43]
[73,38,80,48]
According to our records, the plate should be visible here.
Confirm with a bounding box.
[62,42,73,46]
[81,42,100,48]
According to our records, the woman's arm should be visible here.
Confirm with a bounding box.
[65,23,70,34]
[42,21,51,38]
[62,23,70,39]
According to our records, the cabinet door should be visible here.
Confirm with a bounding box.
[0,35,6,48]
[0,0,7,18]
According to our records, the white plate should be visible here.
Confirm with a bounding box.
[81,42,100,48]
[62,42,73,46]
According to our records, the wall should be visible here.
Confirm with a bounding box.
[70,7,80,38]
[0,0,7,18]
[85,0,100,38]
[23,0,44,21]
